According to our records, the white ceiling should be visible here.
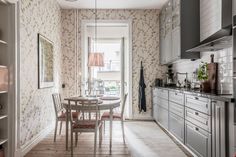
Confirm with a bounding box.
[57,0,168,9]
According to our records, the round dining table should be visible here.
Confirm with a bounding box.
[63,96,120,153]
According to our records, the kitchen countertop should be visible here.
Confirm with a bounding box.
[153,86,235,103]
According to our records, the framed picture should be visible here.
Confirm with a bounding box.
[38,33,54,89]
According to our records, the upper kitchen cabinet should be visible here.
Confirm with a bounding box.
[160,1,172,64]
[160,0,200,65]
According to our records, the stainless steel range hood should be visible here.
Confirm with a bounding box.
[187,0,232,52]
[187,28,232,52]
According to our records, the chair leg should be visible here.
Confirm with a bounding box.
[59,121,63,135]
[94,130,97,157]
[99,125,103,147]
[71,131,73,157]
[121,120,125,144]
[54,120,58,142]
[103,121,105,134]
[75,132,78,146]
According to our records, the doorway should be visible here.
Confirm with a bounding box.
[81,20,132,118]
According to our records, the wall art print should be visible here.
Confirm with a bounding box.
[38,33,54,88]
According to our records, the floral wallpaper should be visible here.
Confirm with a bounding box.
[61,9,167,119]
[20,0,62,147]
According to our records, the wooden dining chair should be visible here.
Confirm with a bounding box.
[52,93,80,142]
[68,99,103,157]
[101,93,128,143]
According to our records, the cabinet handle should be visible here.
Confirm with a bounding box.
[195,127,199,131]
[206,104,208,108]
[195,97,199,100]
[195,112,199,115]
[175,93,177,95]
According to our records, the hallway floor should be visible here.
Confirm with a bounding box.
[25,121,191,157]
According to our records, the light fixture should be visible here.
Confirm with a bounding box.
[87,0,104,96]
[88,53,104,67]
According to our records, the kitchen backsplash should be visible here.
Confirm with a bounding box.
[172,47,233,94]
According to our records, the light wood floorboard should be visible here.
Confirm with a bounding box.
[25,121,131,157]
[25,121,192,157]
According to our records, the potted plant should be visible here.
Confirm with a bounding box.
[197,62,210,92]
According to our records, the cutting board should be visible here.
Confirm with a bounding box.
[207,63,218,92]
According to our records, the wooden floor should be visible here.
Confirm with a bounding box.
[25,121,131,157]
[25,121,191,157]
[125,121,192,157]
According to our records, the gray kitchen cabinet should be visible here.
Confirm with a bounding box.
[185,107,211,132]
[185,121,212,157]
[157,97,169,110]
[169,101,184,117]
[152,87,233,157]
[156,88,169,100]
[152,88,159,106]
[160,2,172,64]
[171,27,181,61]
[159,0,200,65]
[160,10,166,64]
[153,104,159,122]
[169,90,184,105]
[158,106,169,129]
[169,112,184,142]
[185,95,211,115]
[212,100,226,157]
[152,88,159,121]
[171,0,181,61]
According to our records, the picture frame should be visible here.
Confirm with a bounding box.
[38,33,54,89]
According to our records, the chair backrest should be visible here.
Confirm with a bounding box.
[68,99,99,124]
[121,93,128,118]
[52,93,63,117]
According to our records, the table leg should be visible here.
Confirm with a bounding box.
[66,101,69,150]
[109,107,113,153]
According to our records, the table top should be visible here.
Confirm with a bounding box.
[64,96,121,110]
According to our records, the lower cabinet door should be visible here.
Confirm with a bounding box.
[185,122,211,157]
[153,104,158,122]
[169,112,184,142]
[158,106,168,129]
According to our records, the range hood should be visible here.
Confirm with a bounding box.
[187,0,232,52]
[187,28,232,52]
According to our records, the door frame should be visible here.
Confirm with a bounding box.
[81,19,133,118]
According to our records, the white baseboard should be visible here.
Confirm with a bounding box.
[20,123,54,156]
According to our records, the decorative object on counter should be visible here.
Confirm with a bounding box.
[176,72,189,88]
[190,70,200,89]
[139,61,146,113]
[154,78,163,87]
[207,54,218,93]
[165,65,175,87]
[0,66,8,92]
[197,62,210,92]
